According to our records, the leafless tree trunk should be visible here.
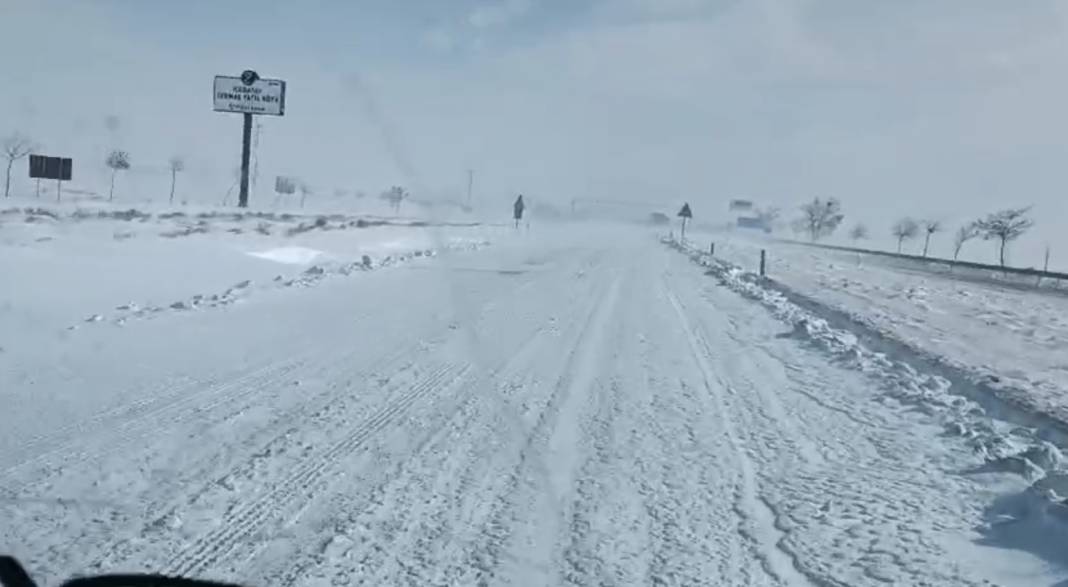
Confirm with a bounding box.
[975,207,1033,268]
[4,160,12,199]
[169,168,177,204]
[168,157,184,205]
[3,133,36,198]
[105,149,131,202]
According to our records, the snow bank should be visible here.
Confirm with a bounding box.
[248,247,325,265]
[695,235,1068,428]
[0,205,500,347]
[665,237,1068,529]
[65,240,487,331]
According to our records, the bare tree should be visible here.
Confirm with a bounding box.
[849,223,869,243]
[952,222,979,260]
[796,197,844,241]
[381,185,408,214]
[921,220,942,257]
[106,150,131,201]
[168,156,185,205]
[974,207,1034,267]
[3,133,35,198]
[891,217,919,253]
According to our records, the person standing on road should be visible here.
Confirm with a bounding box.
[513,194,525,229]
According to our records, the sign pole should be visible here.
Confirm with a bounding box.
[56,179,61,202]
[36,178,40,199]
[238,112,253,208]
[214,69,285,208]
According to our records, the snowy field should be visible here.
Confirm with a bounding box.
[698,231,1068,432]
[3,216,1068,586]
[0,203,495,348]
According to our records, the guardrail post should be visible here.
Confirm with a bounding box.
[760,249,766,276]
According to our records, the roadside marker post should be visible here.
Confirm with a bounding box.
[677,202,693,242]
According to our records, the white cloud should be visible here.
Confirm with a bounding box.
[467,0,533,30]
[422,27,458,52]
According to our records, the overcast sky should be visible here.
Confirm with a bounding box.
[3,0,1068,258]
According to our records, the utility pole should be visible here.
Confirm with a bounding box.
[466,169,474,208]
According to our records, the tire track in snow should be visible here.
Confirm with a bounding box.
[666,243,1015,586]
[441,268,622,585]
[633,273,751,584]
[7,251,547,478]
[558,374,617,587]
[238,252,605,586]
[5,328,463,578]
[664,248,982,586]
[0,357,307,477]
[280,318,559,587]
[1,246,558,481]
[663,279,819,587]
[163,361,472,579]
[1,286,436,481]
[80,342,446,568]
[556,258,726,586]
[29,255,574,582]
[76,279,556,582]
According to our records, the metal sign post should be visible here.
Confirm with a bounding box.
[239,113,253,207]
[677,202,693,241]
[213,69,286,208]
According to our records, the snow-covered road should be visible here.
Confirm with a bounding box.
[1,227,1060,586]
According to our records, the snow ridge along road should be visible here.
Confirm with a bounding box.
[2,226,1063,586]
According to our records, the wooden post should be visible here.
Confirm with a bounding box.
[710,242,715,256]
[760,249,766,276]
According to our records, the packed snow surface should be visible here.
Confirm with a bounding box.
[2,216,1067,586]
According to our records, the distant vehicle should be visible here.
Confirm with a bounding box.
[648,212,670,225]
[737,216,771,233]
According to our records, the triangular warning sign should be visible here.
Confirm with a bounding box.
[678,203,693,218]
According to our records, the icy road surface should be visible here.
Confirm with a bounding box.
[0,227,1058,586]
